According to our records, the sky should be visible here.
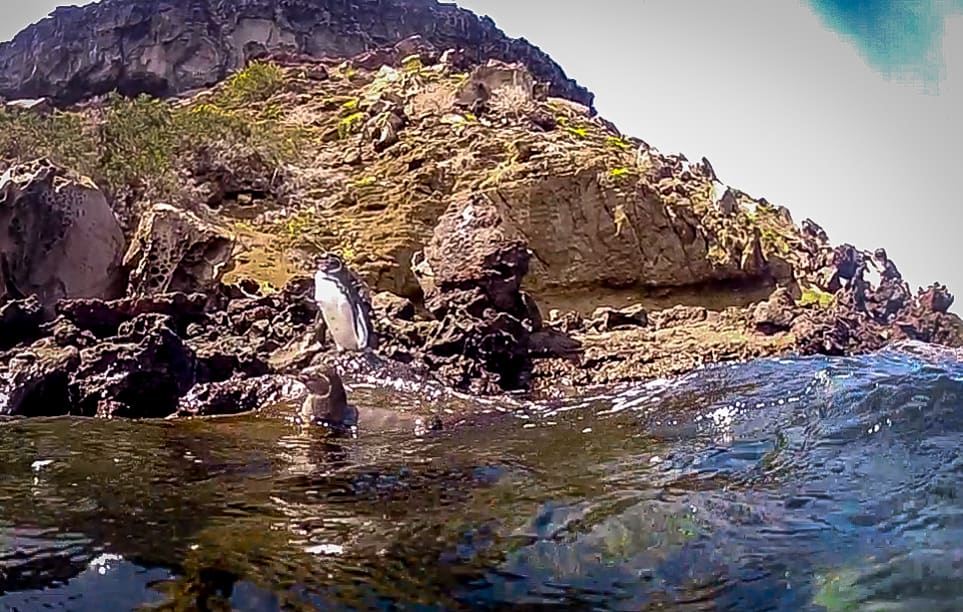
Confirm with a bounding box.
[2,0,961,300]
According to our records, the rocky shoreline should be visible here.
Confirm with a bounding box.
[1,31,961,423]
[0,157,957,422]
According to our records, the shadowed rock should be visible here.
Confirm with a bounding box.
[589,304,649,332]
[0,340,79,416]
[0,296,46,350]
[74,314,197,418]
[753,287,797,334]
[57,292,209,338]
[177,374,304,417]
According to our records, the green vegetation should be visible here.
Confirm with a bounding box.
[331,62,357,80]
[564,125,588,139]
[760,228,792,256]
[222,60,285,104]
[259,102,284,121]
[284,210,316,238]
[811,567,865,611]
[100,94,177,189]
[0,61,306,197]
[338,112,365,139]
[800,286,836,309]
[401,54,423,73]
[757,199,776,213]
[0,107,98,177]
[707,243,729,266]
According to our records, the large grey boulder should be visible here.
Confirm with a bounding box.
[0,159,126,313]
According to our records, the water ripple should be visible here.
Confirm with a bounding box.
[0,341,961,609]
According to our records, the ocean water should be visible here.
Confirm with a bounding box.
[1,341,961,611]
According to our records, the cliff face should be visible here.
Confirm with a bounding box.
[0,0,594,109]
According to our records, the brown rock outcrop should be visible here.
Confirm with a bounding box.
[0,340,79,417]
[0,280,319,419]
[123,203,235,297]
[419,194,538,392]
[0,28,959,411]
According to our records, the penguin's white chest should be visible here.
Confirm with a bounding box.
[314,275,367,351]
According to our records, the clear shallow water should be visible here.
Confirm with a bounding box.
[1,342,962,611]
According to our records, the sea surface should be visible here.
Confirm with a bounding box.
[1,341,962,611]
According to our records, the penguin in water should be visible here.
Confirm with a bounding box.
[297,365,358,435]
[312,252,376,352]
[297,364,440,436]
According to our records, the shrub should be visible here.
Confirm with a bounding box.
[99,93,176,189]
[1,62,306,198]
[176,103,251,145]
[0,108,99,175]
[224,61,286,104]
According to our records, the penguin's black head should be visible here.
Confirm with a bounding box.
[316,253,346,277]
[299,365,348,405]
[298,365,355,431]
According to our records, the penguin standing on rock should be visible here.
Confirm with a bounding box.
[312,253,376,352]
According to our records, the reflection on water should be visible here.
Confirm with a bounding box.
[1,341,962,610]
